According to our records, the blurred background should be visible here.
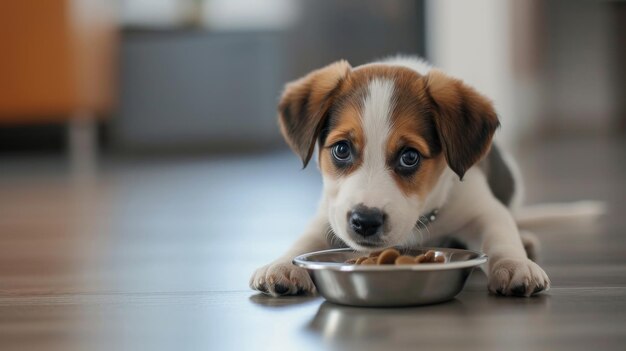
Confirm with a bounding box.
[2,0,624,157]
[1,1,626,349]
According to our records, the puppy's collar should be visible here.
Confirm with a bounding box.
[416,209,439,229]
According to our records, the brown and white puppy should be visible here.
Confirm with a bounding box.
[250,57,550,297]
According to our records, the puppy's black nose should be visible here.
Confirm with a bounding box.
[349,206,385,237]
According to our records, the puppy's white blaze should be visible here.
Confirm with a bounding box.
[346,78,396,207]
[361,78,394,173]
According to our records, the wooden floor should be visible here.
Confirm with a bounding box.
[1,136,625,351]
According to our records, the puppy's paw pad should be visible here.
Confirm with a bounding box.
[489,258,550,297]
[272,283,289,295]
[249,262,315,297]
[510,284,529,297]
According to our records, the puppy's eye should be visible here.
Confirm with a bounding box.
[399,148,420,168]
[332,142,351,161]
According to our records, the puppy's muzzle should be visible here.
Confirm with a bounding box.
[348,205,386,238]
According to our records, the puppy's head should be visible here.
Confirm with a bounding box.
[279,60,499,250]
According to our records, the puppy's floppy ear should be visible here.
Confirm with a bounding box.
[425,69,500,180]
[278,60,351,167]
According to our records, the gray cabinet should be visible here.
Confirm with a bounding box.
[112,30,284,151]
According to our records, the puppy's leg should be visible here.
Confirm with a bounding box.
[481,205,550,296]
[520,230,540,262]
[452,170,550,297]
[249,212,329,296]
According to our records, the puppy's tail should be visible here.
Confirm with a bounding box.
[514,200,606,231]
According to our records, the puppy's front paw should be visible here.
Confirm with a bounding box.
[249,261,316,297]
[488,258,550,297]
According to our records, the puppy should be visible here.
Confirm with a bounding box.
[250,57,549,297]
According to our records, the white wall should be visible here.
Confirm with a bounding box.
[425,0,523,148]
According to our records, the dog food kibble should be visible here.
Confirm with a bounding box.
[361,258,377,265]
[376,248,400,264]
[346,249,445,265]
[355,256,369,264]
[394,255,416,265]
[369,250,383,258]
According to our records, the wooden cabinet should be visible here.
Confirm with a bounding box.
[0,0,117,124]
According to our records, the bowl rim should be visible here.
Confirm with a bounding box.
[293,247,488,271]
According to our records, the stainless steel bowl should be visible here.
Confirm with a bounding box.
[293,247,487,307]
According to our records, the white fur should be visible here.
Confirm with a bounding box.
[382,55,432,76]
[354,55,432,76]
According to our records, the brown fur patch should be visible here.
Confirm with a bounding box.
[386,114,446,198]
[319,103,364,177]
[278,60,351,167]
[396,153,447,198]
[425,69,500,179]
